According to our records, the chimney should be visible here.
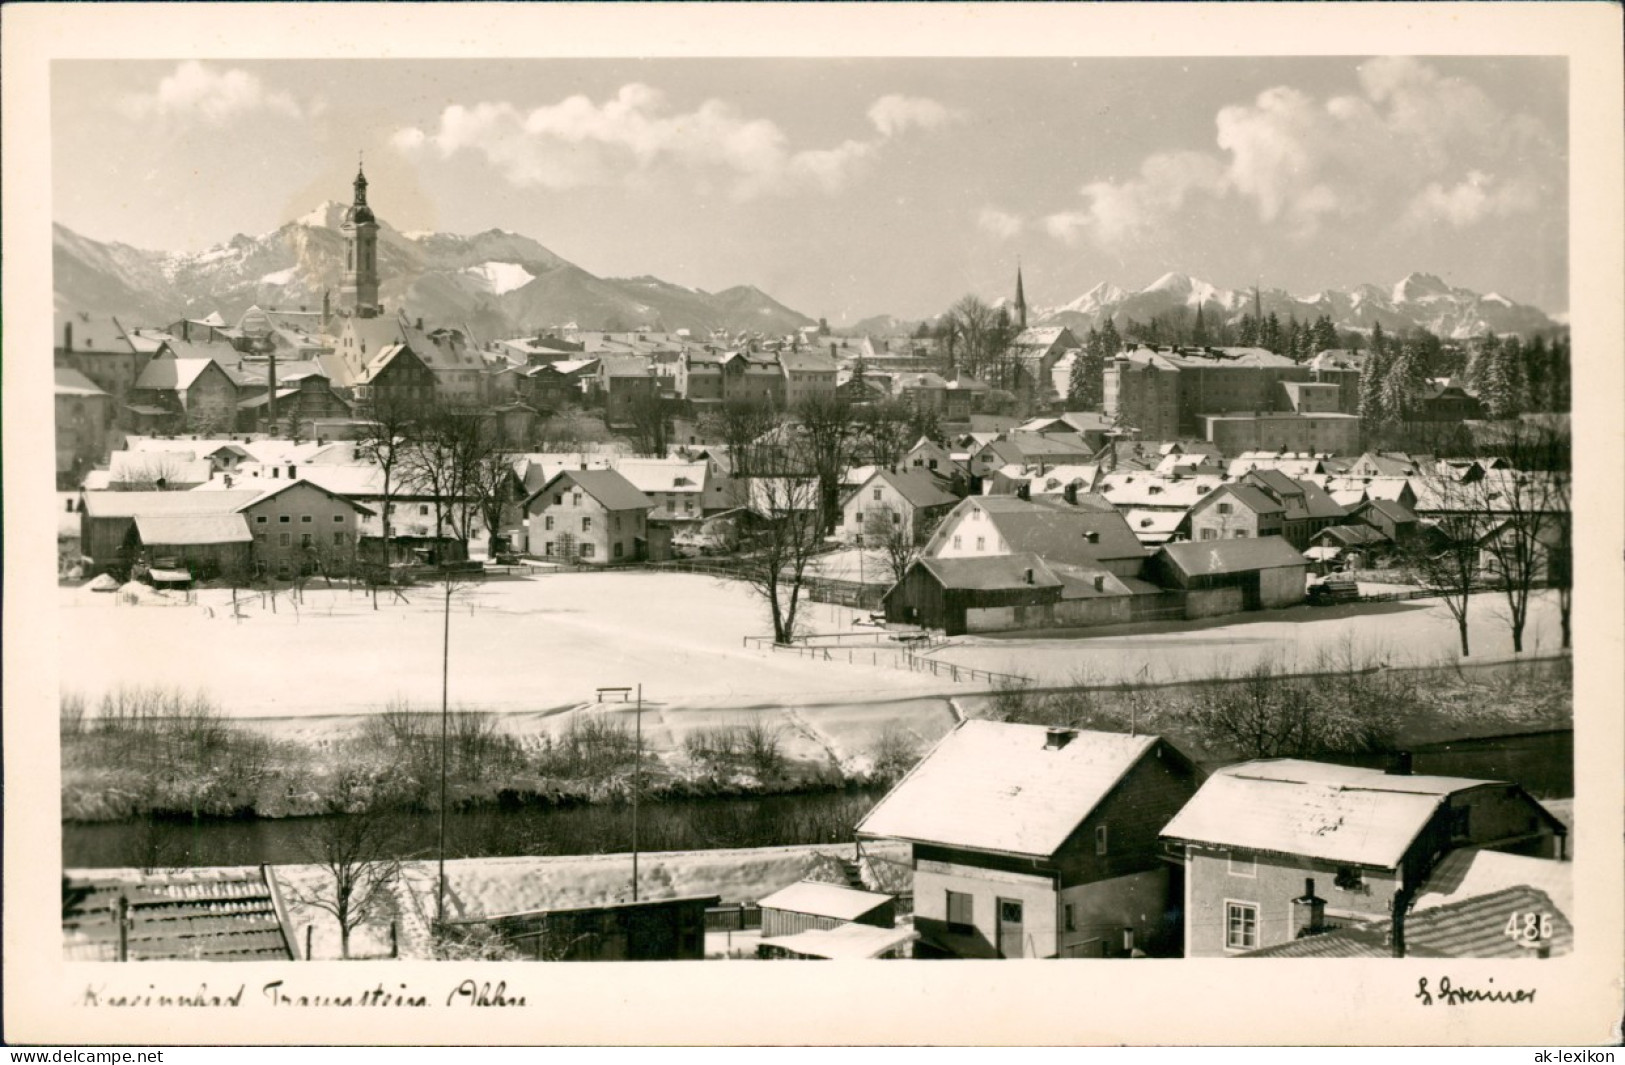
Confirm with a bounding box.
[1044,727,1075,750]
[287,464,297,480]
[1063,482,1079,506]
[223,474,233,489]
[1292,878,1326,937]
[64,320,73,351]
[1093,575,1105,592]
[1024,567,1035,585]
[417,318,424,331]
[1387,751,1413,776]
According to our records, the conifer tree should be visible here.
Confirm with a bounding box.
[1068,347,1106,410]
[1382,339,1426,423]
[1100,317,1122,356]
[1192,303,1209,345]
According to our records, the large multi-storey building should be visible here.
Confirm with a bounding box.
[1105,346,1314,440]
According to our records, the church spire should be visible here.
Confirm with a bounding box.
[1015,261,1028,331]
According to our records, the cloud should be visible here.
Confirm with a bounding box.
[121,61,301,124]
[1045,151,1227,247]
[977,207,1024,240]
[392,85,955,198]
[867,95,960,137]
[1046,58,1556,247]
[1405,171,1540,229]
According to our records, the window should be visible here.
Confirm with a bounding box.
[333,532,346,547]
[946,891,974,934]
[1225,901,1258,951]
[278,532,291,547]
[952,535,962,549]
[255,515,268,525]
[554,494,563,506]
[1217,502,1233,515]
[1201,528,1218,541]
[683,498,693,513]
[301,515,313,524]
[333,514,345,523]
[614,542,624,559]
[1095,825,1109,856]
[300,533,313,547]
[892,512,901,525]
[544,542,554,556]
[545,516,555,532]
[1448,806,1471,840]
[1227,851,1256,878]
[1233,529,1248,538]
[279,515,291,524]
[613,515,621,532]
[975,536,985,551]
[579,543,595,559]
[1064,904,1075,932]
[582,516,593,532]
[928,459,938,470]
[873,488,883,501]
[572,492,582,506]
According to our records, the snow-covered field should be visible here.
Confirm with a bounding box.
[60,572,945,716]
[61,572,1566,771]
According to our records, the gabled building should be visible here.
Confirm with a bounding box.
[923,495,1147,578]
[901,436,959,477]
[1149,537,1308,615]
[1163,759,1567,958]
[523,469,653,563]
[968,432,1097,480]
[1240,468,1348,549]
[1186,483,1286,542]
[56,367,119,487]
[778,350,838,408]
[352,342,436,411]
[858,721,1202,958]
[239,479,375,578]
[129,356,241,434]
[55,313,151,401]
[840,469,959,547]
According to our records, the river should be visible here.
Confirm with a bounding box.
[62,730,1572,870]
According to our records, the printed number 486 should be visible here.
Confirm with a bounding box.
[1503,912,1552,942]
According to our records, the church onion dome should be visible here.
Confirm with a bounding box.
[350,164,375,224]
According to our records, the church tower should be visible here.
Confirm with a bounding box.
[1014,263,1028,331]
[340,162,381,319]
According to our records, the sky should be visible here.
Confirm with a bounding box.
[53,56,1568,323]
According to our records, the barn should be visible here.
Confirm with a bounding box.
[1149,537,1308,618]
[755,880,897,938]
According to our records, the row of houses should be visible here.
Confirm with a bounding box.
[856,720,1569,960]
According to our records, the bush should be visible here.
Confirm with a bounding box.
[866,724,921,787]
[681,719,786,782]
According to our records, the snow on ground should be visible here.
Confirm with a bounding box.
[267,840,912,960]
[60,572,945,718]
[924,590,1568,687]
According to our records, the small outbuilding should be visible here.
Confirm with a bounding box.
[1150,536,1308,618]
[756,880,897,938]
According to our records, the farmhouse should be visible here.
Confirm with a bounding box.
[1160,759,1567,958]
[881,553,1165,636]
[524,469,653,563]
[923,495,1147,578]
[858,721,1202,958]
[840,469,958,547]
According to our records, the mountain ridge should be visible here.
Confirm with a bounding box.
[53,211,816,338]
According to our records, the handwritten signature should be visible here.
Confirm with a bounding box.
[1417,976,1537,1006]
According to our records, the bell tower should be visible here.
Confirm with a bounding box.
[340,160,381,319]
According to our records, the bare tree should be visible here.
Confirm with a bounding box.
[701,395,781,481]
[403,402,496,561]
[863,502,943,585]
[286,767,408,960]
[792,393,858,536]
[625,391,673,457]
[739,471,824,644]
[854,400,914,469]
[1472,424,1570,653]
[356,390,428,600]
[1401,507,1486,658]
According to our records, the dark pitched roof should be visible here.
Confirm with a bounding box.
[1355,497,1418,525]
[240,478,377,516]
[1157,536,1308,577]
[1205,483,1286,517]
[1314,523,1390,547]
[974,496,1146,564]
[875,469,958,510]
[917,552,1064,592]
[530,469,653,512]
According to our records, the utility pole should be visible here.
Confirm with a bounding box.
[436,576,451,929]
[632,683,642,902]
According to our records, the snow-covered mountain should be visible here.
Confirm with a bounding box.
[1034,271,1560,340]
[53,207,816,337]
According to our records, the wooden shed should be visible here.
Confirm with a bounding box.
[756,880,896,938]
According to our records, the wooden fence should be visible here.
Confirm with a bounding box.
[742,634,1028,687]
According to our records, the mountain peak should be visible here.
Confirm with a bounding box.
[1393,272,1451,303]
[295,201,351,230]
[1144,271,1193,294]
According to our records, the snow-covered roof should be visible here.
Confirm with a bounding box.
[858,720,1161,858]
[1414,850,1572,918]
[134,513,253,546]
[1162,760,1505,869]
[759,922,917,960]
[756,880,894,920]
